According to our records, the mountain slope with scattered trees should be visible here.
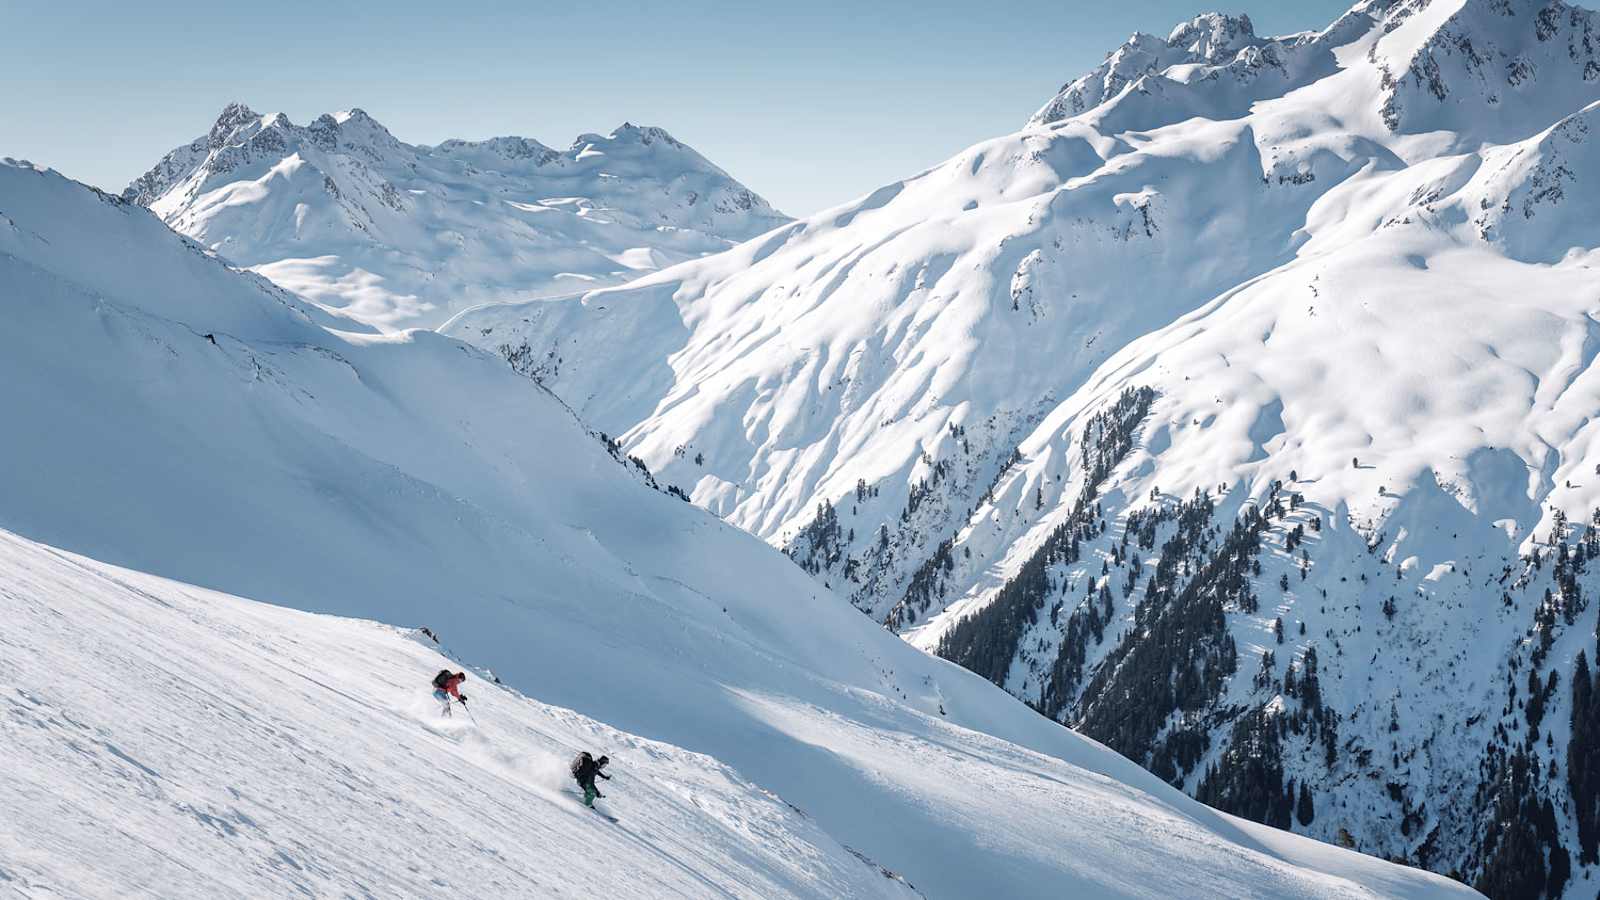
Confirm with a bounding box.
[0,158,1473,898]
[442,1,1600,894]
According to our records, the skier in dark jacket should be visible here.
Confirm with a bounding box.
[431,670,467,716]
[571,752,611,807]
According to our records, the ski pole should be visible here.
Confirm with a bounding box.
[461,699,478,724]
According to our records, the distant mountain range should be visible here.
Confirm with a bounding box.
[124,103,788,328]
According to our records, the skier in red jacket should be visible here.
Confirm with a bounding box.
[431,669,467,716]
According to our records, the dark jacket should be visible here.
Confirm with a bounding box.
[571,753,610,785]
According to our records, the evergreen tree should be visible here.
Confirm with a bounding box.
[1569,651,1600,864]
[939,388,1157,712]
[1475,748,1565,899]
[1195,709,1291,829]
[1296,781,1314,826]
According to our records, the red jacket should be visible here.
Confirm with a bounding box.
[438,673,465,699]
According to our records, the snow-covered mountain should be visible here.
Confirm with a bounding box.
[442,1,1600,894]
[123,103,787,328]
[0,158,1468,898]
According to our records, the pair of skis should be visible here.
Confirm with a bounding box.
[577,794,619,822]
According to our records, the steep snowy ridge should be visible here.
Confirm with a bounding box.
[443,4,1398,622]
[125,103,788,328]
[916,219,1600,894]
[1371,0,1600,142]
[445,99,1351,616]
[1436,97,1600,261]
[0,159,1466,898]
[1029,13,1291,126]
[440,1,1600,895]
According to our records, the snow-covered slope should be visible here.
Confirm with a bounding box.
[0,159,1468,898]
[0,530,916,900]
[124,104,787,328]
[441,1,1600,894]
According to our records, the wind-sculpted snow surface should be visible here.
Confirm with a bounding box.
[0,160,1468,898]
[442,0,1600,893]
[124,104,787,329]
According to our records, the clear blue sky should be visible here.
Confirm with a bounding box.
[5,1,1370,216]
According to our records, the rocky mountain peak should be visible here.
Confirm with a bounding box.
[208,101,262,147]
[1030,0,1600,139]
[1166,12,1259,61]
[609,121,685,148]
[1028,10,1273,126]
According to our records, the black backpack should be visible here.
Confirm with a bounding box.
[571,752,592,779]
[432,669,454,690]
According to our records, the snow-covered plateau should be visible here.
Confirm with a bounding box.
[0,159,1467,897]
[442,0,1600,895]
[123,103,788,329]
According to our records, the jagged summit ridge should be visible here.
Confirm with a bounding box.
[125,103,399,206]
[1167,11,1259,57]
[1031,0,1600,143]
[125,103,789,328]
[1028,12,1277,126]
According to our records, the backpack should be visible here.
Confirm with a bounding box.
[570,752,591,779]
[432,669,454,690]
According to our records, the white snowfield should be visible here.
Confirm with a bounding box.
[0,159,1469,898]
[124,104,788,329]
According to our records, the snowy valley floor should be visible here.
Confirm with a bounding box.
[0,528,1474,899]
